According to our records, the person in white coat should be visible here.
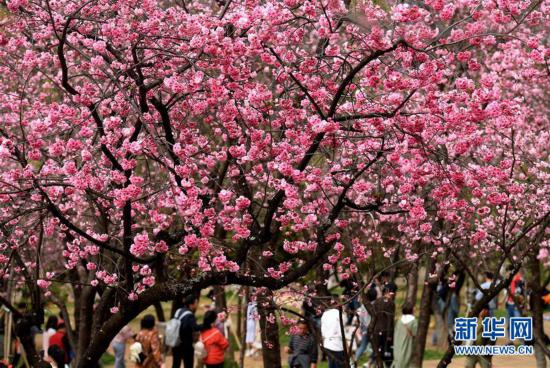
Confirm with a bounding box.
[321,296,345,368]
[393,302,417,368]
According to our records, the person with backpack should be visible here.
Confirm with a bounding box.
[171,294,201,368]
[475,272,498,317]
[369,282,396,368]
[196,310,229,368]
[134,315,163,368]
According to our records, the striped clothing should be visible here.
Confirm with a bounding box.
[288,334,318,368]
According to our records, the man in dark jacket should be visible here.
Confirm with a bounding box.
[286,320,318,368]
[370,282,396,368]
[173,294,201,368]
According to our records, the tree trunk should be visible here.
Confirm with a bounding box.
[170,298,183,318]
[437,264,523,367]
[153,301,166,322]
[53,295,77,352]
[258,289,282,368]
[237,291,243,341]
[389,244,401,282]
[338,306,351,368]
[73,260,343,367]
[411,258,436,368]
[75,286,95,366]
[214,286,236,366]
[14,316,43,367]
[527,251,548,368]
[239,288,249,368]
[405,262,419,306]
[213,285,227,310]
[76,282,182,368]
[315,265,330,297]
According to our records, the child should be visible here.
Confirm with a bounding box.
[134,315,163,368]
[200,310,229,368]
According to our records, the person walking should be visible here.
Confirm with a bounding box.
[46,345,69,368]
[393,302,417,368]
[134,315,163,368]
[432,276,452,347]
[321,296,345,368]
[49,321,71,365]
[464,306,493,368]
[285,320,318,368]
[340,278,359,326]
[370,282,396,368]
[42,316,58,358]
[447,272,464,333]
[199,310,229,368]
[475,272,498,316]
[111,325,135,368]
[245,301,259,357]
[354,286,376,365]
[173,294,201,368]
[505,267,524,319]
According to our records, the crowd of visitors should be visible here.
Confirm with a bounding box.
[126,294,230,368]
[38,294,229,368]
[309,278,401,368]
[293,268,536,368]
[0,267,543,368]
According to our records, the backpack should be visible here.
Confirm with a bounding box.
[194,329,219,362]
[165,309,192,347]
[194,339,208,361]
[129,341,146,364]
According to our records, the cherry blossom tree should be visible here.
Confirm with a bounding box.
[0,0,548,367]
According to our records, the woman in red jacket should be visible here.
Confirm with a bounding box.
[200,310,229,368]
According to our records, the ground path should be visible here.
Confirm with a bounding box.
[105,351,541,367]
[423,355,539,367]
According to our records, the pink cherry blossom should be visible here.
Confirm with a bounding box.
[37,279,51,289]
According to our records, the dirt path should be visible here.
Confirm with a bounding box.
[120,353,540,367]
[423,355,539,367]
